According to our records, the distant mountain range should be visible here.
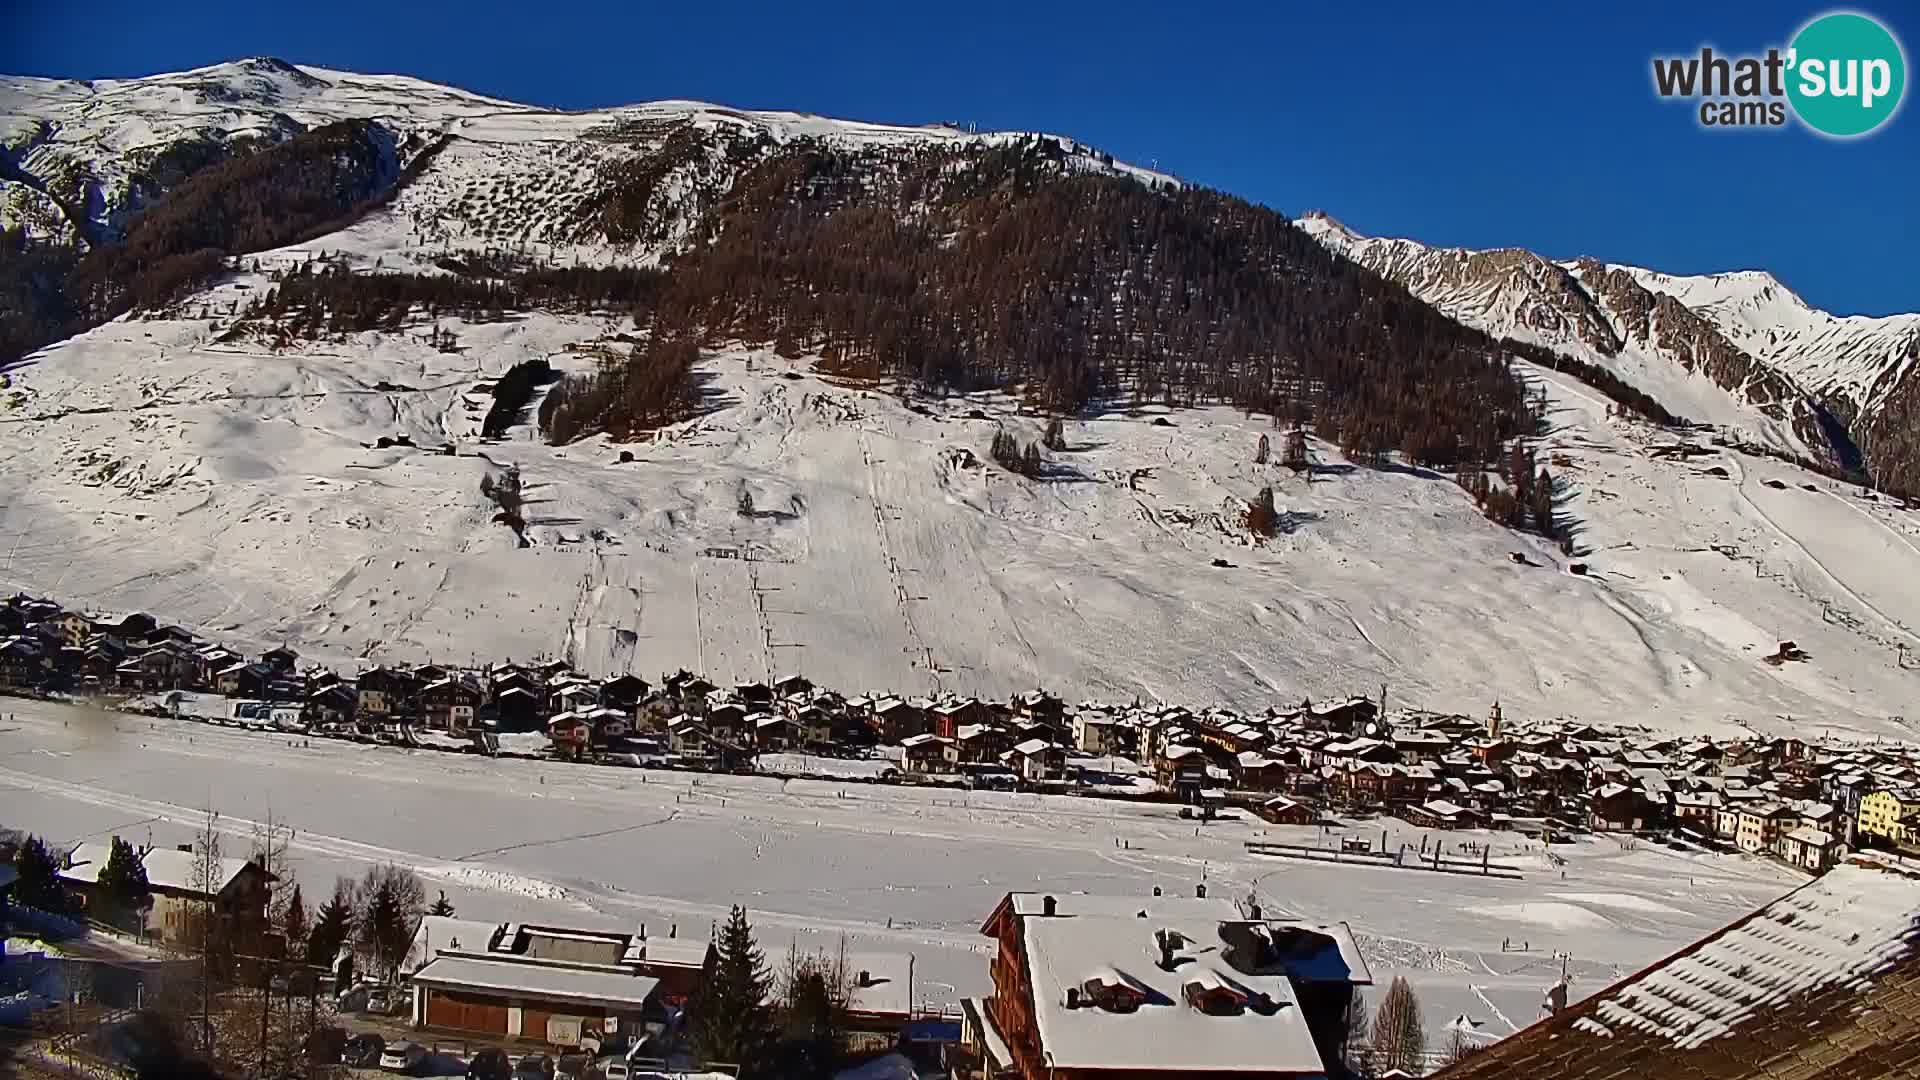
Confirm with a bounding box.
[1297,212,1920,496]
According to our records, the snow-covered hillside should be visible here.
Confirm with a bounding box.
[2,59,1917,739]
[2,233,1917,738]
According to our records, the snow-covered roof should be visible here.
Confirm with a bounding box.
[411,954,660,1010]
[1592,861,1917,1048]
[60,841,261,895]
[844,951,914,1018]
[403,915,504,973]
[1020,916,1325,1073]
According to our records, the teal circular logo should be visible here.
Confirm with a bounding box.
[1787,12,1906,137]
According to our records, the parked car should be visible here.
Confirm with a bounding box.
[514,1053,555,1080]
[380,1042,428,1074]
[468,1048,513,1080]
[366,987,394,1014]
[342,1033,387,1068]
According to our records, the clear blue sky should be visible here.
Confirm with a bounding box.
[7,0,1916,314]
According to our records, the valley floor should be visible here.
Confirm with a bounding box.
[0,697,1803,1049]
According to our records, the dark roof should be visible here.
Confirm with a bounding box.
[1434,859,1920,1080]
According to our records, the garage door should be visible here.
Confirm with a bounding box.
[426,989,509,1035]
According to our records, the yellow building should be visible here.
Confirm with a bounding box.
[1858,789,1917,844]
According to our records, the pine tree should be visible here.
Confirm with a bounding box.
[1370,976,1425,1075]
[281,883,309,955]
[96,836,151,932]
[12,834,69,914]
[693,905,776,1073]
[428,891,455,917]
[307,878,355,969]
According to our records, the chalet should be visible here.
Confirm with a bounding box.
[751,712,794,751]
[957,723,1015,765]
[1590,783,1651,832]
[419,677,484,732]
[1306,695,1377,733]
[492,685,544,732]
[772,673,814,699]
[932,698,994,740]
[665,715,709,757]
[0,637,51,687]
[664,671,716,709]
[1014,690,1065,723]
[581,706,629,741]
[115,642,199,692]
[260,646,299,673]
[213,661,272,698]
[1235,752,1291,792]
[1007,739,1065,783]
[1258,796,1316,826]
[971,890,1372,1080]
[356,667,417,726]
[60,839,274,945]
[871,697,928,742]
[1334,762,1417,807]
[901,733,959,775]
[734,681,775,709]
[599,674,650,711]
[1405,799,1482,830]
[547,712,594,758]
[550,681,599,717]
[705,702,750,746]
[305,683,357,728]
[91,612,158,647]
[791,707,835,749]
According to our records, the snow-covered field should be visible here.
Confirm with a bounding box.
[0,698,1804,1046]
[1,279,1916,737]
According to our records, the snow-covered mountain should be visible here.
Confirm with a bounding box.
[0,56,1172,251]
[2,60,1918,740]
[1297,211,1920,497]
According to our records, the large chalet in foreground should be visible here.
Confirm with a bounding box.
[1432,857,1920,1080]
[966,890,1372,1080]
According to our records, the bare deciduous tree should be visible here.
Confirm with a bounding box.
[1370,976,1426,1076]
